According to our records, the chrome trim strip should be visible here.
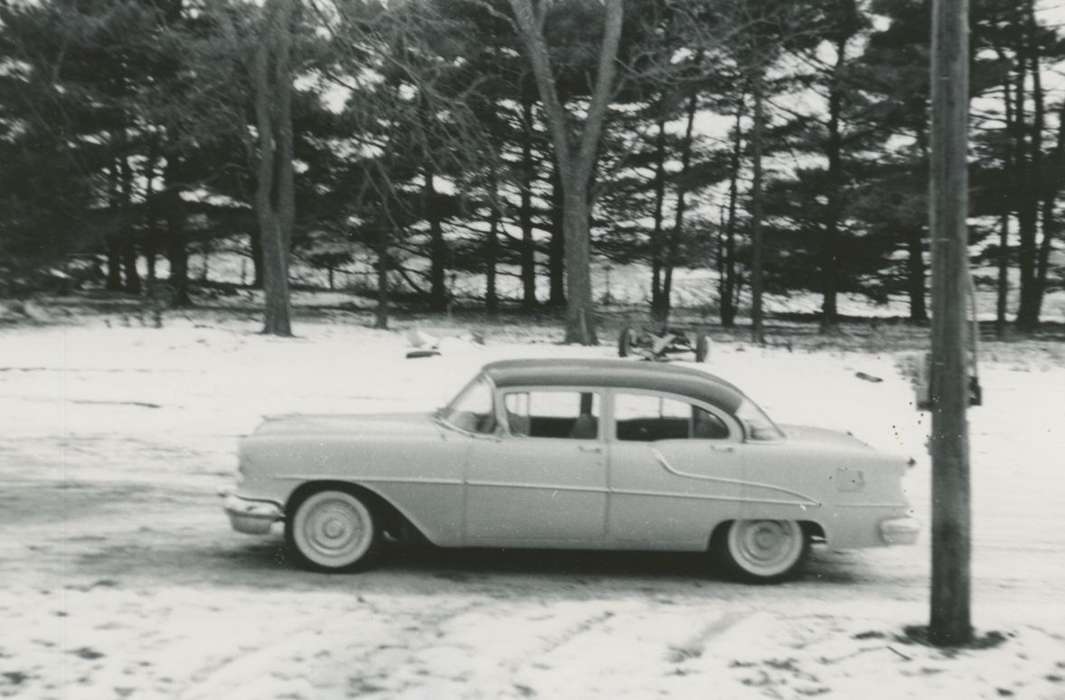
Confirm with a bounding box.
[650,448,821,507]
[610,488,821,508]
[274,474,463,486]
[465,482,821,508]
[467,480,605,494]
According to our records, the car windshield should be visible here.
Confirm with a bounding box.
[735,397,785,441]
[438,375,497,435]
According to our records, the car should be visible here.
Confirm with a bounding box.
[221,358,919,582]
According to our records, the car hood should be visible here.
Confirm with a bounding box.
[253,412,441,438]
[778,423,872,450]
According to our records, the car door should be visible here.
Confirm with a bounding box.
[606,390,747,550]
[463,388,608,546]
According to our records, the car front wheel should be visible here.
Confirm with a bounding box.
[716,519,807,583]
[286,488,381,572]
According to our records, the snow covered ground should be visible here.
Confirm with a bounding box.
[1,313,1064,699]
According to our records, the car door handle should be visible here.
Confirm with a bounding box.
[709,444,735,453]
[578,444,603,454]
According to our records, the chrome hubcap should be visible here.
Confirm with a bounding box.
[323,519,344,539]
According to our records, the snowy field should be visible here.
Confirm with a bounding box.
[1,311,1064,699]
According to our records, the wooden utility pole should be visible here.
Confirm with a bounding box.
[928,0,973,646]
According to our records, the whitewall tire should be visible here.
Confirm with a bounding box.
[717,519,807,583]
[286,489,381,572]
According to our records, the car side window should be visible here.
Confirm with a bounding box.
[692,406,730,439]
[445,377,497,435]
[504,391,600,439]
[614,393,730,441]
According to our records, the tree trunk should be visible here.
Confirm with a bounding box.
[750,63,767,345]
[105,161,123,291]
[121,240,140,293]
[1013,27,1038,331]
[661,87,700,324]
[520,84,538,309]
[562,188,595,344]
[272,0,295,334]
[486,204,500,317]
[425,164,448,312]
[1019,26,1045,329]
[996,54,1015,339]
[996,213,1010,338]
[650,108,668,324]
[820,36,848,333]
[159,0,187,308]
[120,155,141,294]
[374,236,390,330]
[928,0,973,647]
[144,148,160,284]
[164,188,190,307]
[548,164,565,307]
[159,151,190,306]
[257,184,291,339]
[721,104,743,328]
[734,271,746,316]
[249,227,264,288]
[145,239,157,283]
[106,238,123,291]
[906,227,928,323]
[254,0,294,337]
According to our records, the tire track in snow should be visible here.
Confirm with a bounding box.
[176,615,374,700]
[666,609,752,663]
[176,595,492,700]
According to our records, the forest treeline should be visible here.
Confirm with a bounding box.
[1,0,1062,341]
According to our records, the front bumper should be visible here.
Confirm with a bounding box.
[879,516,921,545]
[221,491,284,535]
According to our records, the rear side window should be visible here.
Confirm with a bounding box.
[504,391,600,439]
[614,393,730,441]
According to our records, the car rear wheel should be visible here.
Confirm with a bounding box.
[716,519,807,583]
[286,488,381,572]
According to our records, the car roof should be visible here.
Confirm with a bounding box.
[481,358,745,413]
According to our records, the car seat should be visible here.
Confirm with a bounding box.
[569,414,598,439]
[507,411,530,437]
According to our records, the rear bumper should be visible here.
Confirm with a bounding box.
[879,516,921,545]
[221,491,283,535]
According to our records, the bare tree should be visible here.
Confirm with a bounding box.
[252,0,297,336]
[508,0,624,345]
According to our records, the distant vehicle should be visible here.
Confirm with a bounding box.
[617,324,710,362]
[222,358,918,582]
